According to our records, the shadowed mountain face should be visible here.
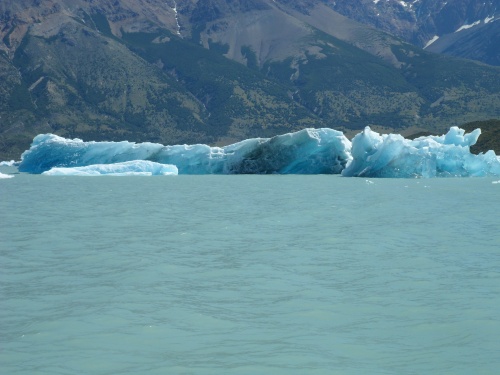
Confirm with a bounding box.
[424,12,500,66]
[325,0,499,64]
[0,0,499,160]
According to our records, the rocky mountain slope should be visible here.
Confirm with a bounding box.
[328,0,499,65]
[1,0,499,160]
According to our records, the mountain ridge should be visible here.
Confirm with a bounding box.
[326,0,499,63]
[1,0,499,160]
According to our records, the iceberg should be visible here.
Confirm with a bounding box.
[42,160,178,176]
[19,128,352,175]
[0,172,14,179]
[16,126,500,177]
[0,160,18,166]
[342,126,500,178]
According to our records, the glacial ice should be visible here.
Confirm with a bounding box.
[17,126,500,178]
[0,160,17,166]
[19,128,352,175]
[0,172,14,179]
[342,126,500,178]
[42,160,178,176]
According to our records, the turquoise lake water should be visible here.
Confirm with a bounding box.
[1,171,500,374]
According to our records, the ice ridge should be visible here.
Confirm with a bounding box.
[42,160,178,176]
[19,128,352,175]
[0,172,14,179]
[342,126,500,177]
[17,126,500,178]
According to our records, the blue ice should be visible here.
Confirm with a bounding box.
[342,126,500,178]
[42,160,178,176]
[16,126,500,177]
[0,172,14,179]
[19,128,352,175]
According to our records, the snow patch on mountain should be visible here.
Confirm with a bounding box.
[455,20,481,32]
[424,35,439,49]
[170,0,181,36]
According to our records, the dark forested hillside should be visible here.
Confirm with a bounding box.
[462,119,500,154]
[0,0,499,160]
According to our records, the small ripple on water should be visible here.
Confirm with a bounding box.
[1,175,500,374]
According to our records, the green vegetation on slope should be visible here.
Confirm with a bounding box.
[122,30,322,139]
[1,9,500,160]
[263,31,423,130]
[1,23,215,159]
[392,44,500,131]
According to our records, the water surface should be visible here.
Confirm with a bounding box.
[1,174,499,374]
